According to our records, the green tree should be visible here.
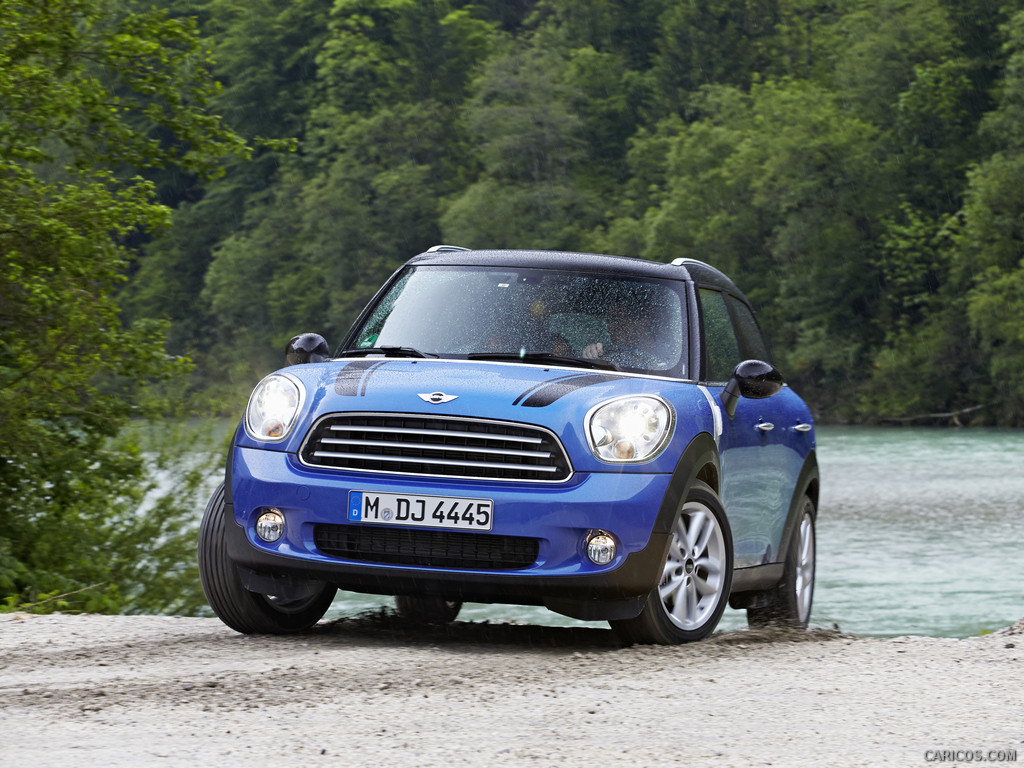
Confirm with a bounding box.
[191,0,498,372]
[831,0,960,123]
[113,0,1024,425]
[123,0,332,363]
[822,0,990,421]
[946,9,1024,424]
[650,0,797,112]
[310,0,495,136]
[643,80,888,416]
[857,206,981,421]
[442,42,602,249]
[0,0,247,611]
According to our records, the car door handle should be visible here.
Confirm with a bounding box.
[793,423,813,433]
[755,422,775,432]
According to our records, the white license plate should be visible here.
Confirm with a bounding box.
[347,491,493,531]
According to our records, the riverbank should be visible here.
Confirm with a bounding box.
[2,612,1021,767]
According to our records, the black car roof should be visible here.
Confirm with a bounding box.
[406,247,745,298]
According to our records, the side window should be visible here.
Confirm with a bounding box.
[699,289,740,382]
[725,295,771,363]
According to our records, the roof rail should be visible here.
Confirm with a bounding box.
[426,244,470,253]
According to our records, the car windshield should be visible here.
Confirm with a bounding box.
[346,265,687,377]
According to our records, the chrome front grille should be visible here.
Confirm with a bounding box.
[299,414,572,482]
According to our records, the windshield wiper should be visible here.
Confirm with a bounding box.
[467,351,619,371]
[337,346,437,359]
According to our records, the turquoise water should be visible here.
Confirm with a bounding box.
[325,426,1024,638]
[799,426,1024,637]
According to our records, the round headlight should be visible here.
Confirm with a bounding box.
[586,396,674,463]
[245,374,304,442]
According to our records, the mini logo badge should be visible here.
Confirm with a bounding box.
[419,391,458,404]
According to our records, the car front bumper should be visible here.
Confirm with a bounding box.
[225,445,675,620]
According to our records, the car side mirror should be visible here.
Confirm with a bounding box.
[285,333,331,365]
[720,359,784,419]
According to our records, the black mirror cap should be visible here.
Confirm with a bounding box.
[285,333,331,366]
[734,359,784,398]
[721,359,784,418]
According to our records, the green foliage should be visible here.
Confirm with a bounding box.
[0,417,229,616]
[831,0,960,122]
[857,307,979,422]
[121,0,333,362]
[857,205,980,420]
[951,9,1024,424]
[1,0,248,612]
[116,0,1024,427]
[640,78,889,414]
[441,41,606,249]
[12,0,1024,621]
[1,1,248,175]
[652,0,784,101]
[312,0,496,127]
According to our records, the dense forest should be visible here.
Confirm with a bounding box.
[4,0,1024,613]
[124,0,1024,426]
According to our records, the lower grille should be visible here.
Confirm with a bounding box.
[313,524,539,571]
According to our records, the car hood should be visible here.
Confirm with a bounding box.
[238,358,716,473]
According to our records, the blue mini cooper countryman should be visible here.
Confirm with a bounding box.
[198,247,819,644]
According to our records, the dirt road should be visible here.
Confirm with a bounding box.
[2,612,1022,767]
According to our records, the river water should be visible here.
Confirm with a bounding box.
[320,426,1023,638]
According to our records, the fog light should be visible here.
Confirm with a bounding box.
[586,532,617,565]
[256,508,285,542]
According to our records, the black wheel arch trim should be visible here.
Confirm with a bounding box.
[223,443,235,508]
[651,431,721,536]
[777,449,820,558]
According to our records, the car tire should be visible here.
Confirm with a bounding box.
[198,483,336,634]
[747,496,816,629]
[394,595,463,624]
[611,480,733,644]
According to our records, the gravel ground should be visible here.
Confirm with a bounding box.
[2,611,1022,768]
